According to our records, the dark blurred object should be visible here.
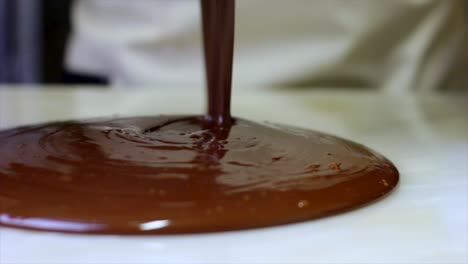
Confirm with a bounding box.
[0,0,106,85]
[0,0,42,83]
[62,72,108,84]
[42,0,72,83]
[44,0,107,84]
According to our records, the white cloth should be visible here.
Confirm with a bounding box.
[66,0,468,91]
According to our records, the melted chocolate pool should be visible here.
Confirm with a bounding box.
[0,0,398,234]
[0,117,398,234]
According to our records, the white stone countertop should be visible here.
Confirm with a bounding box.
[0,86,467,264]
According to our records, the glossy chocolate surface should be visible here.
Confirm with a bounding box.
[0,116,398,233]
[0,0,398,234]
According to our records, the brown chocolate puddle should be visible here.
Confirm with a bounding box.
[0,0,398,234]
